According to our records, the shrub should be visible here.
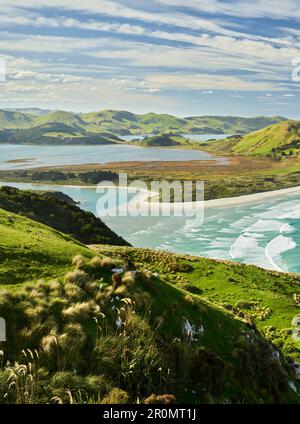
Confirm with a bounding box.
[62,302,92,320]
[90,256,103,268]
[102,388,130,404]
[122,272,136,287]
[112,273,122,289]
[72,255,86,269]
[101,257,117,270]
[192,347,226,395]
[64,270,88,287]
[169,262,192,273]
[64,283,83,300]
[144,394,176,404]
[178,282,202,295]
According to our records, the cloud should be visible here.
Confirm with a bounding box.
[146,73,282,91]
[158,0,300,20]
[0,1,298,115]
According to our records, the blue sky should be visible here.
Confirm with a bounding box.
[0,0,300,117]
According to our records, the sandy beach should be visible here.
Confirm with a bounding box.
[203,185,300,208]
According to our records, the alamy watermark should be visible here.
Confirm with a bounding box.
[95,173,204,228]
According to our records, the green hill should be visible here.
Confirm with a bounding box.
[81,110,285,136]
[203,120,300,157]
[0,110,35,129]
[0,211,299,403]
[0,108,286,144]
[0,207,92,285]
[185,115,285,135]
[139,133,191,147]
[0,123,121,145]
[0,186,129,247]
[35,110,87,128]
[0,196,299,403]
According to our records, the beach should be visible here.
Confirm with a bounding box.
[204,185,300,208]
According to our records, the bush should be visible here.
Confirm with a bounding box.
[178,282,203,295]
[72,255,86,269]
[90,256,103,268]
[144,394,176,404]
[62,302,92,320]
[64,270,88,287]
[102,388,130,404]
[101,257,117,270]
[169,262,192,273]
[112,273,122,289]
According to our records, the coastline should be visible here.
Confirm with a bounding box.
[2,180,300,208]
[204,185,300,208]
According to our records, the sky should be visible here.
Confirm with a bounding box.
[0,0,300,117]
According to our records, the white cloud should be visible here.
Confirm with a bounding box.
[158,0,300,20]
[146,73,282,91]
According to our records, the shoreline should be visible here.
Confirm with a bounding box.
[2,180,300,208]
[204,185,300,208]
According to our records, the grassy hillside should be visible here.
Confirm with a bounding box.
[0,208,92,285]
[138,133,191,147]
[96,246,300,361]
[35,110,87,128]
[186,115,285,135]
[203,120,300,157]
[80,110,286,135]
[0,109,286,144]
[0,110,35,129]
[0,216,299,403]
[0,186,129,247]
[0,123,121,145]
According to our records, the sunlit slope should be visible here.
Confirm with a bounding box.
[0,208,92,285]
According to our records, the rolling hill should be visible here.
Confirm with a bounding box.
[80,110,286,136]
[0,205,299,403]
[0,207,92,285]
[0,109,286,144]
[0,123,122,145]
[0,110,35,129]
[203,120,300,157]
[138,133,191,147]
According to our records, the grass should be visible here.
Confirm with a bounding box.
[201,120,300,158]
[0,186,129,246]
[1,243,299,404]
[0,208,93,285]
[93,246,300,362]
[0,109,285,138]
[0,206,300,403]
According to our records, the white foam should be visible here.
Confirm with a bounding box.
[265,235,297,272]
[243,219,283,233]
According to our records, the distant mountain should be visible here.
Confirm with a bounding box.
[0,108,287,144]
[0,122,122,145]
[5,108,54,116]
[35,110,87,128]
[185,115,286,135]
[81,110,285,135]
[0,110,35,129]
[139,133,190,147]
[203,120,300,157]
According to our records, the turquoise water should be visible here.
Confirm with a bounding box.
[0,142,226,170]
[2,181,300,274]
